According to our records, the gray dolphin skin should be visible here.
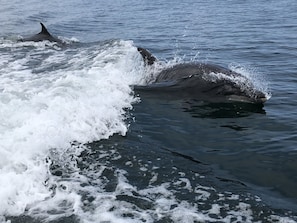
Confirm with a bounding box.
[137,47,157,65]
[21,23,62,43]
[136,49,267,104]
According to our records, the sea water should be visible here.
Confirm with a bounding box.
[1,0,297,222]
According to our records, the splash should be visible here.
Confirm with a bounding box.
[229,63,272,100]
[0,39,142,220]
[0,40,291,223]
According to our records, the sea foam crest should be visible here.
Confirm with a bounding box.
[0,40,142,219]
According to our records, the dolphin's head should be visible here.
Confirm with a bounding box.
[224,84,268,104]
[203,77,268,104]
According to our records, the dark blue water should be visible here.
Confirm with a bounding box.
[1,0,297,222]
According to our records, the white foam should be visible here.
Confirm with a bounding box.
[0,40,292,223]
[0,40,143,220]
[229,63,272,99]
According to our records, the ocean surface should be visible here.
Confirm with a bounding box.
[1,0,297,222]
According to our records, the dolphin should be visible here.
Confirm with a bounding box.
[20,22,62,43]
[137,47,157,65]
[135,49,267,104]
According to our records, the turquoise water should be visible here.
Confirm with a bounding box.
[1,0,297,222]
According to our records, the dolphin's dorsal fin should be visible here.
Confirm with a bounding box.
[39,22,51,36]
[137,47,157,65]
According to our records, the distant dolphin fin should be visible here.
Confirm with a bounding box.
[39,22,52,36]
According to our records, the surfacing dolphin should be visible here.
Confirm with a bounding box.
[20,22,62,43]
[135,49,267,104]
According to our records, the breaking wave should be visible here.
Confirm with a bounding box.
[0,39,291,223]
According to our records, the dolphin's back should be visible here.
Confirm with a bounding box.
[138,62,267,104]
[155,63,238,82]
[22,33,56,42]
[21,23,61,43]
